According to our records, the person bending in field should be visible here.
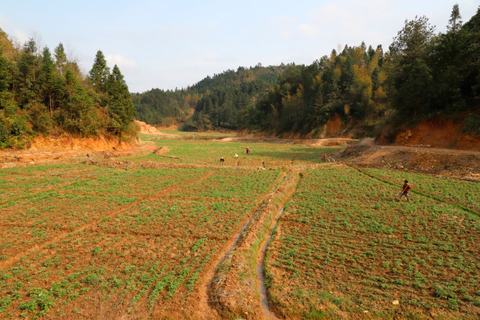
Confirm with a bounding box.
[399,180,412,201]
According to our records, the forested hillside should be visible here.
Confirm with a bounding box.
[134,5,480,140]
[0,29,136,149]
[383,4,480,140]
[247,44,387,136]
[133,64,285,130]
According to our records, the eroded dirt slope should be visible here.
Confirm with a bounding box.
[340,144,480,181]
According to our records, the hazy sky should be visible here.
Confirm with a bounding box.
[1,1,478,92]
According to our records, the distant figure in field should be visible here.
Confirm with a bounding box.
[220,157,225,163]
[234,153,239,159]
[399,180,412,201]
[246,147,250,154]
[322,154,327,162]
[261,160,266,169]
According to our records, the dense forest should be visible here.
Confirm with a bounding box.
[0,30,136,149]
[246,5,480,138]
[133,64,286,130]
[134,5,480,139]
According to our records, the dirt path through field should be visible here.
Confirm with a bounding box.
[206,169,301,319]
[256,168,304,320]
[189,171,288,319]
[257,206,285,320]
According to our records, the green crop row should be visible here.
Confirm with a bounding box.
[0,160,280,318]
[265,166,480,319]
[362,167,480,213]
[127,139,342,167]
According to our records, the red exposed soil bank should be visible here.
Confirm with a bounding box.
[379,119,480,150]
[135,120,161,134]
[30,135,132,151]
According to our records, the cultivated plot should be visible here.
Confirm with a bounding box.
[265,166,480,319]
[362,167,480,212]
[135,137,340,167]
[0,163,280,319]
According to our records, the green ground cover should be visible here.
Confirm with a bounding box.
[0,164,108,202]
[136,136,339,167]
[265,166,479,319]
[362,167,480,213]
[0,160,280,319]
[1,138,478,319]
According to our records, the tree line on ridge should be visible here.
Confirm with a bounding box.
[0,31,135,149]
[134,4,480,139]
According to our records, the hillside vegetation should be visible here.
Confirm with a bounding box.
[134,5,480,141]
[132,64,285,130]
[0,30,136,150]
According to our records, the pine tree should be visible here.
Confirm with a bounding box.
[387,16,435,116]
[16,38,41,107]
[105,65,135,134]
[0,50,12,108]
[54,43,67,75]
[88,50,110,93]
[448,4,463,32]
[59,70,100,135]
[40,47,56,115]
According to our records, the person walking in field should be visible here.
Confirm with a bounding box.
[399,180,412,201]
[246,147,250,154]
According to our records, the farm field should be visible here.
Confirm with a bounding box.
[361,167,480,213]
[135,134,338,168]
[0,136,479,319]
[265,166,479,319]
[0,147,281,319]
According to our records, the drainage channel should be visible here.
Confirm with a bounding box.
[257,206,285,319]
[213,208,260,272]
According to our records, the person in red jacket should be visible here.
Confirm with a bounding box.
[399,180,412,201]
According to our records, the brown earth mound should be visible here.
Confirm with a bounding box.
[135,120,161,134]
[340,145,480,181]
[0,134,155,167]
[30,135,132,151]
[379,119,480,150]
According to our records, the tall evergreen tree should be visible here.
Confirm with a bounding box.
[448,4,463,32]
[58,70,100,135]
[40,47,56,115]
[105,65,135,133]
[387,16,435,117]
[0,50,12,109]
[89,50,110,93]
[54,43,67,75]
